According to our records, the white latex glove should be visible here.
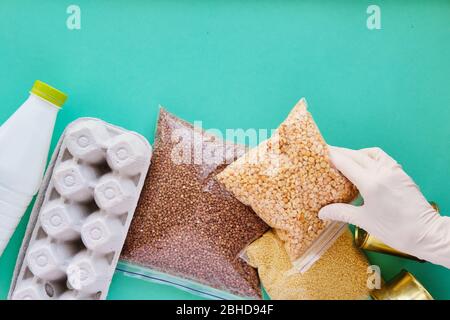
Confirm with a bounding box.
[319,146,450,269]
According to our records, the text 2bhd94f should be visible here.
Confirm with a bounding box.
[176,304,274,317]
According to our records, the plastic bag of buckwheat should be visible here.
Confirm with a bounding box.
[119,108,268,299]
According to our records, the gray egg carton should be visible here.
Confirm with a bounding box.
[8,118,152,300]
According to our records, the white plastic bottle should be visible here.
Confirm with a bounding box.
[0,80,67,256]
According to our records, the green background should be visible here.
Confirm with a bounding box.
[0,0,449,300]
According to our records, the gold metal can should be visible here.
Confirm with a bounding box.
[370,269,433,300]
[354,202,439,261]
[354,227,423,261]
[430,201,440,212]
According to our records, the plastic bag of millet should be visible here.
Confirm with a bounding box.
[119,108,268,299]
[245,228,370,300]
[216,98,359,273]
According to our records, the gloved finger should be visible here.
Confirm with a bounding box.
[318,203,362,226]
[330,146,372,168]
[359,147,398,167]
[328,146,368,188]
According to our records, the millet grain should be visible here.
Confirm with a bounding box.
[246,229,370,300]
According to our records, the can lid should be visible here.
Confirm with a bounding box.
[354,226,368,248]
[402,270,434,300]
[30,80,68,108]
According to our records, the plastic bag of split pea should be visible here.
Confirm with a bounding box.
[245,228,371,300]
[216,98,359,273]
[118,108,268,299]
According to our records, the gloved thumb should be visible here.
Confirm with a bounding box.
[318,203,361,225]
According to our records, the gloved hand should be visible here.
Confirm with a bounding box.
[319,146,450,269]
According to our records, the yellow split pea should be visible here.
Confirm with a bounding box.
[217,99,358,261]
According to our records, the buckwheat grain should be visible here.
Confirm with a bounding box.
[121,108,268,299]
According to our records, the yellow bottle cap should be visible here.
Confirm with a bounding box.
[30,80,68,108]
